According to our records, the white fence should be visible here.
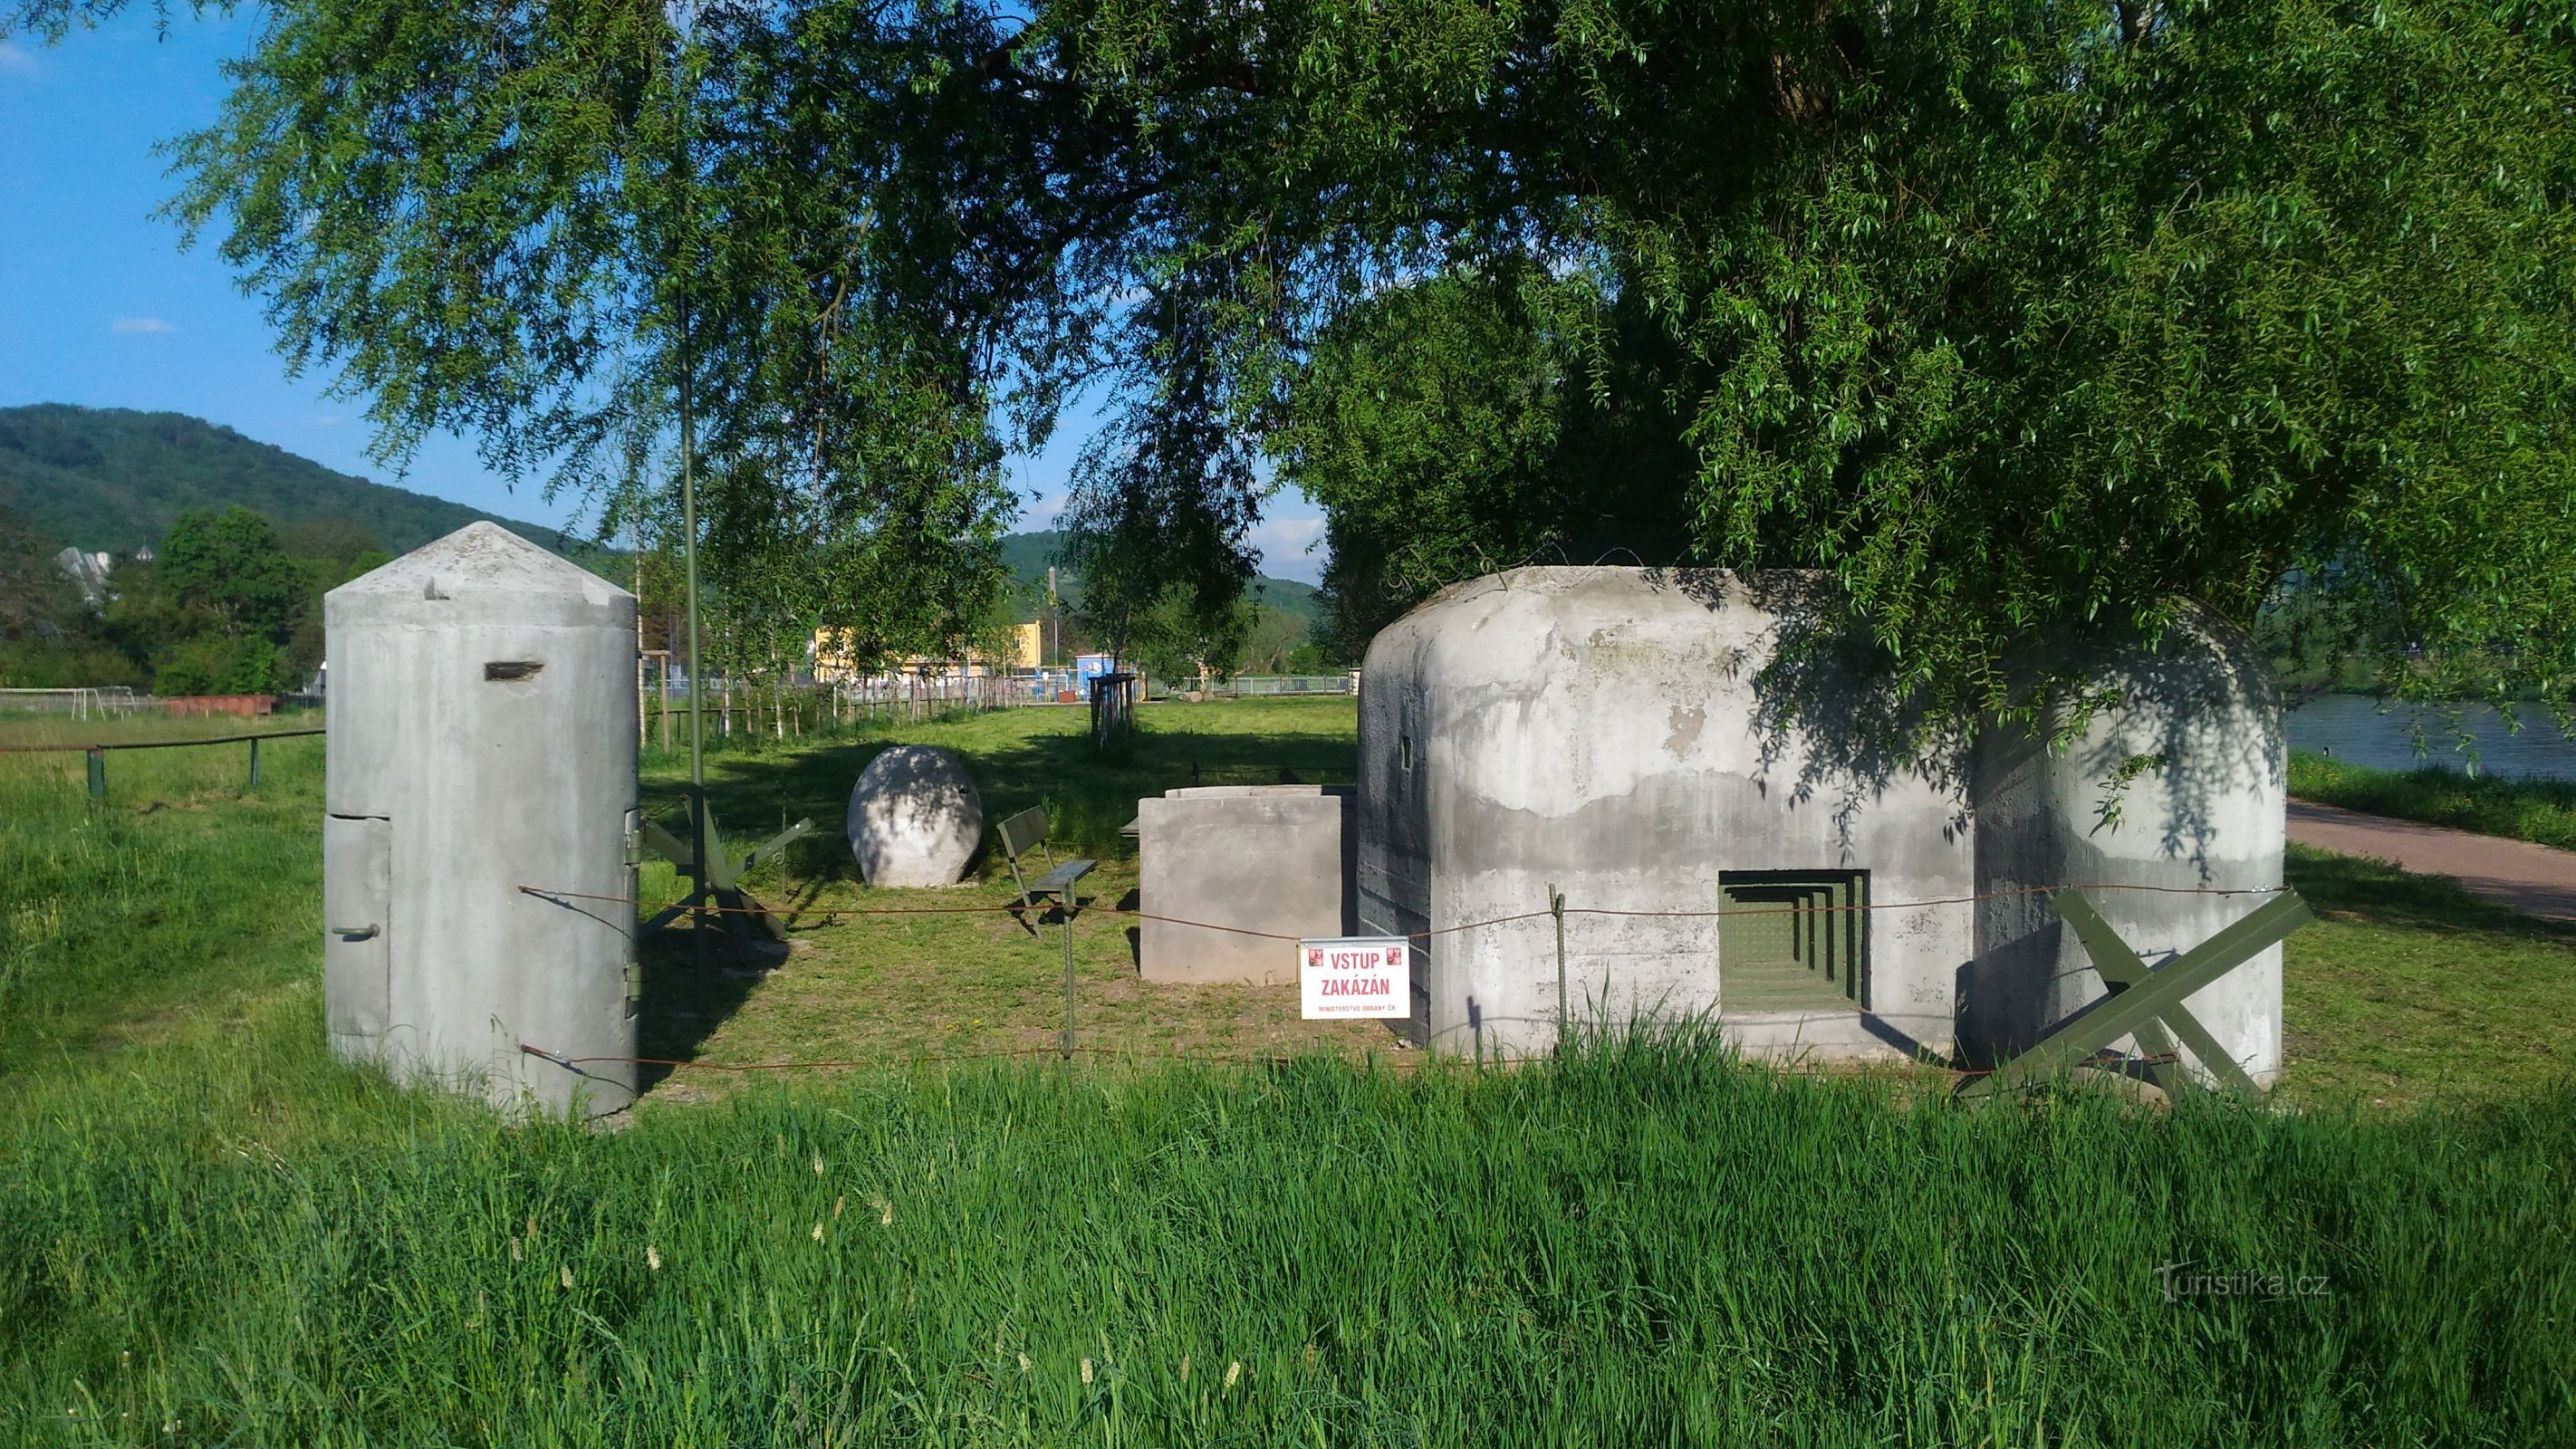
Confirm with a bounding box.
[1206,673,1360,697]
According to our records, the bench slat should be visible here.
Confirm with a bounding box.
[1027,859,1097,897]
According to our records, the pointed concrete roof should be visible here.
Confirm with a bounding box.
[330,521,630,606]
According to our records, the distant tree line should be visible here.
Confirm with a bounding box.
[0,501,389,694]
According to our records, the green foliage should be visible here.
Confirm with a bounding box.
[1275,266,1701,653]
[155,0,1023,663]
[0,403,571,554]
[0,501,80,643]
[159,505,305,641]
[0,639,146,690]
[149,631,289,696]
[17,1,2576,738]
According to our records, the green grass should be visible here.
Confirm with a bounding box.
[629,699,1387,1087]
[2290,747,2576,850]
[0,715,327,1065]
[2278,845,2576,1109]
[3,704,2573,1444]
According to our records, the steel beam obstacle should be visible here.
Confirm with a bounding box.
[1959,888,2312,1100]
[639,801,813,959]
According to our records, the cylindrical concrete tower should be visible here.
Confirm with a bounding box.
[322,522,639,1117]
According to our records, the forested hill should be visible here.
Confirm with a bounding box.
[999,528,1322,621]
[0,404,572,555]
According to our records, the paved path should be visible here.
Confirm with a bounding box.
[2288,800,2576,924]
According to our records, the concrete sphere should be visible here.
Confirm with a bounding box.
[847,746,985,887]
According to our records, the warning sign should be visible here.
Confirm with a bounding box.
[1299,936,1409,1019]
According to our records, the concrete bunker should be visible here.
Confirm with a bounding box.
[322,522,640,1117]
[1355,567,2283,1083]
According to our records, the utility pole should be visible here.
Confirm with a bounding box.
[633,512,647,753]
[1047,565,1060,669]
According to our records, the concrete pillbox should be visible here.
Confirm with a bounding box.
[1138,785,1355,984]
[322,522,639,1118]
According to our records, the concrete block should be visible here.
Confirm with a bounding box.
[848,746,985,887]
[1139,785,1352,984]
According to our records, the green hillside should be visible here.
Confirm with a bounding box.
[0,404,573,555]
[998,528,1320,622]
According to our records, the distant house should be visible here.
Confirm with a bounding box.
[809,621,1043,682]
[53,547,112,605]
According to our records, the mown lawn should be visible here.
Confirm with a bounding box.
[2279,845,2576,1108]
[2,701,2571,1444]
[630,698,1389,1094]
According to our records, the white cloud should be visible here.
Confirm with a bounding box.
[1248,513,1328,584]
[111,317,176,334]
[314,415,344,427]
[0,41,38,78]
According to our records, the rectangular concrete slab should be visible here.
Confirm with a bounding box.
[1139,786,1352,984]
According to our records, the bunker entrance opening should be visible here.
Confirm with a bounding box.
[1718,869,1870,1013]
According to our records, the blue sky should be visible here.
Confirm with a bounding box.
[0,16,1328,581]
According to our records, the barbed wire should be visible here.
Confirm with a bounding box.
[508,871,2273,1093]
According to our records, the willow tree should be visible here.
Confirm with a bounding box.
[12,0,2576,735]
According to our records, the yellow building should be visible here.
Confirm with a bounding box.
[809,621,1043,682]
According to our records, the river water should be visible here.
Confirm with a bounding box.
[2286,694,2576,780]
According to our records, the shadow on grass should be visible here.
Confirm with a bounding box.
[632,926,763,1088]
[622,706,1360,1068]
[2285,843,2576,940]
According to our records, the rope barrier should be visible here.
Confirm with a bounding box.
[516,1041,1442,1072]
[522,879,2290,942]
[517,885,1022,919]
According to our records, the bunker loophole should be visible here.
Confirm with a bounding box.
[1718,869,1870,1012]
[484,660,543,682]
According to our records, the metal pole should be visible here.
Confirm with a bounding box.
[86,747,104,805]
[1060,909,1078,1060]
[248,736,262,791]
[1550,883,1567,1051]
[634,513,648,753]
[682,302,708,961]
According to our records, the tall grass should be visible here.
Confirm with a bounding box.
[0,729,324,1060]
[5,715,2571,1444]
[5,1034,2571,1444]
[2290,748,2576,851]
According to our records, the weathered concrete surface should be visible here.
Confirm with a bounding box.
[848,746,985,888]
[2288,799,2576,923]
[1966,611,2286,1087]
[1358,567,2284,1079]
[1139,785,1351,984]
[1359,569,1969,1060]
[324,522,639,1118]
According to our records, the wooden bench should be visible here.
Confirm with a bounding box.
[994,806,1096,913]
